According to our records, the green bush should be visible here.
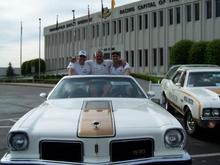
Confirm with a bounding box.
[130,73,162,83]
[188,41,209,64]
[170,40,194,65]
[205,39,220,65]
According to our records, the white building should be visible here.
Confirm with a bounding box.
[44,0,220,75]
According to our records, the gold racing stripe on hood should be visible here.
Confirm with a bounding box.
[206,88,220,95]
[78,101,115,137]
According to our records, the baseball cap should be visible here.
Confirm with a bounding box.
[78,50,87,57]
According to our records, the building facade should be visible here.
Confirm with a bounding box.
[44,0,220,75]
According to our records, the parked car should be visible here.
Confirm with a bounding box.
[161,66,220,136]
[1,75,191,165]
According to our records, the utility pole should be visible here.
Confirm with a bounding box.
[38,18,41,78]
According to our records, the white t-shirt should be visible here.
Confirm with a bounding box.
[67,62,90,75]
[86,60,112,75]
[110,63,130,75]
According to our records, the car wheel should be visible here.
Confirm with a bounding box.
[184,110,200,136]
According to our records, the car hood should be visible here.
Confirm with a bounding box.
[12,98,179,138]
[187,87,220,100]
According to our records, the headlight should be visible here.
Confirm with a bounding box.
[212,109,220,117]
[8,132,29,151]
[203,109,211,117]
[164,129,185,148]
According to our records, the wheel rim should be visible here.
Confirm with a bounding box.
[186,112,196,133]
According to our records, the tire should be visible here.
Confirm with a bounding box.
[184,110,200,137]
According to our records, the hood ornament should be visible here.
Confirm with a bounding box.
[92,120,100,129]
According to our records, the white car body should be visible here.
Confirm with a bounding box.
[1,75,191,165]
[161,66,220,136]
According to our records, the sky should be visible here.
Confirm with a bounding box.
[0,0,139,68]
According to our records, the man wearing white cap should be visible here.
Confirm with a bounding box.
[86,49,112,75]
[67,50,90,75]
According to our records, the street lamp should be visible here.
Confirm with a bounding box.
[38,18,41,78]
[72,10,75,56]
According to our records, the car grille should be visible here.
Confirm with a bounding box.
[39,140,83,162]
[110,138,154,162]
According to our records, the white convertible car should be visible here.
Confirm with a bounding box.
[161,66,220,136]
[1,75,191,165]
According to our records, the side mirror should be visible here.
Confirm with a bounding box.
[40,92,48,99]
[175,82,181,87]
[147,91,155,98]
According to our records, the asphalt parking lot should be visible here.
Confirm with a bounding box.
[0,83,220,164]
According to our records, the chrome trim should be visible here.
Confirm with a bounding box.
[1,152,192,165]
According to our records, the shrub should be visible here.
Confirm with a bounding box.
[188,41,209,64]
[170,40,194,65]
[205,39,220,65]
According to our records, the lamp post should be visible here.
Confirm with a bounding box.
[38,18,41,78]
[56,14,59,75]
[72,10,75,56]
[20,21,22,73]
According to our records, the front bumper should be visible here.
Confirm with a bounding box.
[1,152,192,165]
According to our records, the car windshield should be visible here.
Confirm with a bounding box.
[48,77,146,99]
[187,71,220,87]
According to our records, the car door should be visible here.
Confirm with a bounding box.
[167,71,183,108]
[172,71,187,114]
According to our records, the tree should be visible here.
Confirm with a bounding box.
[6,62,15,77]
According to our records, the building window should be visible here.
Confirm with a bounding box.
[139,49,142,67]
[96,24,99,37]
[169,8,173,25]
[131,17,134,31]
[186,5,191,22]
[194,3,200,21]
[159,48,163,66]
[159,10,163,26]
[125,18,128,32]
[144,49,148,67]
[78,29,80,40]
[153,48,157,66]
[118,20,121,33]
[83,27,85,40]
[107,22,109,35]
[102,23,105,36]
[206,0,212,19]
[113,21,116,34]
[131,50,134,67]
[216,0,220,17]
[139,15,142,30]
[153,12,157,27]
[125,51,129,63]
[144,14,148,29]
[176,7,181,24]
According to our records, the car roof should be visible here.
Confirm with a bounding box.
[165,64,219,79]
[180,66,220,72]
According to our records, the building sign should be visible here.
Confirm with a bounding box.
[120,0,180,15]
[120,7,135,14]
[78,18,92,25]
[49,18,93,32]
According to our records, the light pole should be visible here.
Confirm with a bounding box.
[20,21,22,73]
[56,14,59,75]
[72,10,75,56]
[38,18,41,78]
